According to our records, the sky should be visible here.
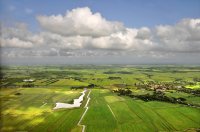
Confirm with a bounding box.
[0,0,200,65]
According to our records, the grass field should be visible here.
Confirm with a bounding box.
[185,82,200,89]
[82,89,200,132]
[0,65,200,131]
[0,87,86,132]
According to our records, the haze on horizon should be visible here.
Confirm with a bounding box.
[0,0,200,65]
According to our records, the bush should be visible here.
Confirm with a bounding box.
[15,92,21,95]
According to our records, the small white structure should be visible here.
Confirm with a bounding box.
[53,89,87,110]
[23,79,34,82]
[176,86,182,89]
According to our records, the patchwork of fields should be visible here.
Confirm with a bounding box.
[0,65,200,131]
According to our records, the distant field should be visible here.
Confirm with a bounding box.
[50,79,89,86]
[0,65,200,131]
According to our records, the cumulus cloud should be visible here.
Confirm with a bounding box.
[1,37,33,48]
[136,27,152,40]
[154,18,200,52]
[37,7,125,37]
[1,23,44,48]
[1,7,200,59]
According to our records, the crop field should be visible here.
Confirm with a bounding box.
[0,87,87,131]
[82,89,200,132]
[0,65,200,132]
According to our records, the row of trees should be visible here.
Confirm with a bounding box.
[178,88,200,96]
[71,84,96,90]
[113,88,132,96]
[130,91,187,104]
[113,88,200,108]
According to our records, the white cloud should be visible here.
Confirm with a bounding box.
[1,7,200,59]
[155,18,200,52]
[88,28,138,50]
[1,23,44,48]
[136,27,152,39]
[37,7,125,37]
[1,37,33,48]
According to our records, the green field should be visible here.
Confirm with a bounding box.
[82,89,200,132]
[0,65,200,131]
[0,87,86,131]
[186,82,200,89]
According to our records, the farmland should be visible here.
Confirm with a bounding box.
[0,65,200,132]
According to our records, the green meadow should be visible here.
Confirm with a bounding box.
[83,89,200,132]
[0,65,200,131]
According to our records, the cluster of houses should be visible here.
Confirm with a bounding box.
[135,81,184,92]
